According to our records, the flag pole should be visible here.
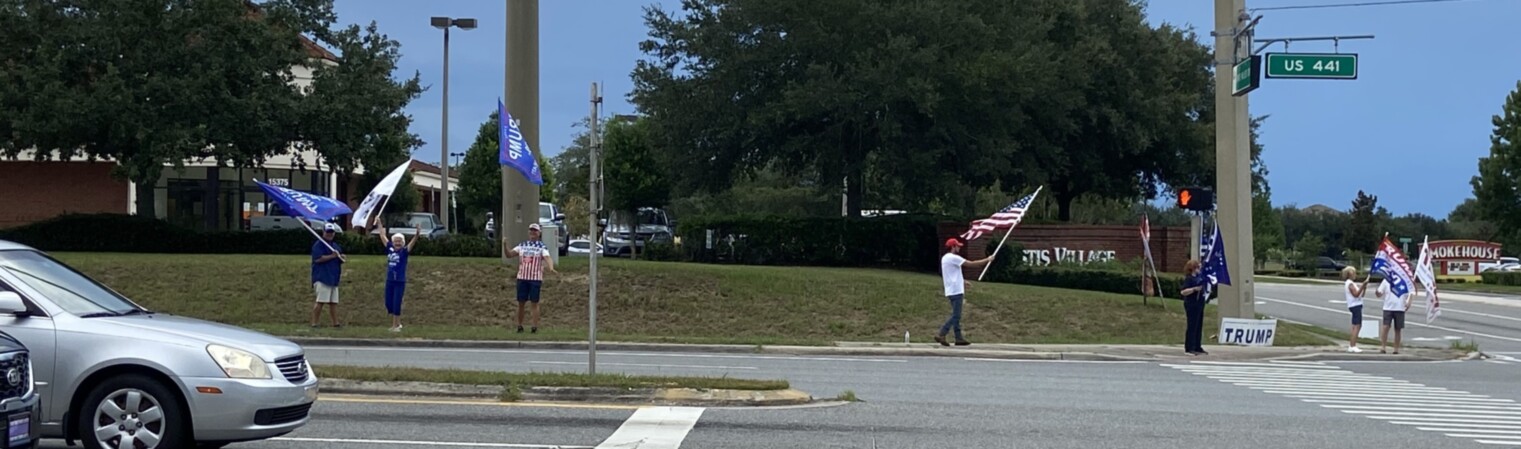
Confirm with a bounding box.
[977,186,1041,281]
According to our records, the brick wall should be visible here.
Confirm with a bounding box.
[938,223,1191,279]
[0,161,129,229]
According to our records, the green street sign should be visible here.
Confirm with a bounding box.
[1264,53,1358,80]
[1233,55,1261,96]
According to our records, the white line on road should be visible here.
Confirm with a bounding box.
[1395,422,1521,430]
[1317,402,1521,411]
[1300,397,1520,407]
[962,358,1148,364]
[1257,296,1521,343]
[596,407,705,449]
[1449,434,1521,440]
[1369,416,1521,425]
[1419,428,1521,435]
[1283,392,1514,403]
[528,361,758,370]
[1346,410,1521,420]
[273,437,593,448]
[309,346,908,363]
[1179,361,1344,369]
[1477,439,1521,445]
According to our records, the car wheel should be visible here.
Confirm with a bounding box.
[78,374,189,449]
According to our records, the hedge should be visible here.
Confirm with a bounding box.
[0,214,499,257]
[675,214,947,272]
[990,266,1189,299]
[1481,271,1521,286]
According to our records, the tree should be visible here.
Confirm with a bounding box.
[1472,81,1521,241]
[1346,190,1379,253]
[0,0,329,214]
[603,117,670,258]
[549,118,598,201]
[298,21,424,174]
[1293,231,1326,271]
[1449,197,1499,242]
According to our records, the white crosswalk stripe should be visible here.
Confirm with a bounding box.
[1165,361,1521,447]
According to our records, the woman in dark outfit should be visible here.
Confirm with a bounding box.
[1179,259,1208,356]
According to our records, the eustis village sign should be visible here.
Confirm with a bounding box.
[1022,247,1118,267]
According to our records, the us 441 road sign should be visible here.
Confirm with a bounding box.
[1264,53,1358,80]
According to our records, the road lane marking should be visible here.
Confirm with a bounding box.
[1182,361,1343,369]
[1419,428,1521,435]
[1478,440,1521,445]
[962,358,1148,364]
[1168,361,1521,447]
[308,346,908,363]
[528,361,758,370]
[318,395,640,410]
[595,406,704,449]
[274,437,593,448]
[1257,296,1521,343]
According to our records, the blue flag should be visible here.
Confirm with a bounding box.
[498,99,544,186]
[255,181,352,223]
[1372,237,1414,298]
[1201,220,1231,299]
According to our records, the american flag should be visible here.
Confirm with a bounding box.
[961,187,1042,241]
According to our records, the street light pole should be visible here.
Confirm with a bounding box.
[588,82,602,375]
[431,16,477,233]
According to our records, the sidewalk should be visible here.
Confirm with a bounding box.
[291,336,1473,362]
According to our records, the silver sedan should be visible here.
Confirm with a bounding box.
[0,240,318,449]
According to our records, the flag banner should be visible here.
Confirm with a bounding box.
[350,160,412,228]
[256,180,352,223]
[1415,235,1441,322]
[1140,214,1161,298]
[498,99,544,186]
[961,187,1041,241]
[1371,236,1415,298]
[1200,218,1231,300]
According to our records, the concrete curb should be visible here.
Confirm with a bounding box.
[291,337,1149,362]
[318,379,813,407]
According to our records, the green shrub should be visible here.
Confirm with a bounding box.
[1481,271,1521,286]
[641,242,682,262]
[675,214,947,272]
[0,214,499,257]
[980,242,1026,283]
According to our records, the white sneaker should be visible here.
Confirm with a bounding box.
[1348,346,1363,353]
[389,326,401,333]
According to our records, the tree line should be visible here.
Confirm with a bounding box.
[0,0,423,216]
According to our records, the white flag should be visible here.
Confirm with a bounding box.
[1415,235,1440,323]
[349,160,412,228]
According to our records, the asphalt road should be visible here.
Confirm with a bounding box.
[36,347,1515,449]
[1254,282,1521,353]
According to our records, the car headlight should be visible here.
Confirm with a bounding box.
[207,344,272,379]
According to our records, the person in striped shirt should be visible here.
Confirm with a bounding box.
[505,223,557,333]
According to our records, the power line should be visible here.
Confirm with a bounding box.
[1250,0,1502,12]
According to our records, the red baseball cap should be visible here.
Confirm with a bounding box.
[945,238,964,249]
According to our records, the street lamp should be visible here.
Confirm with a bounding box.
[431,16,477,233]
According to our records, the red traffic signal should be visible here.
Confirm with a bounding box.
[1177,187,1214,212]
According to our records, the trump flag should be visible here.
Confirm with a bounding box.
[499,99,544,186]
[255,181,352,223]
[1371,236,1415,298]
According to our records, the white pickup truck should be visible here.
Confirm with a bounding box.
[1479,257,1520,273]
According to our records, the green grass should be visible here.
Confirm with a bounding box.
[55,252,1342,347]
[834,390,860,402]
[1432,282,1521,295]
[1450,339,1480,352]
[316,365,789,391]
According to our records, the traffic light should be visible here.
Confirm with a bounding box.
[1177,187,1214,212]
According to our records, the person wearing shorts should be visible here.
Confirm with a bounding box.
[506,223,557,334]
[1342,266,1369,353]
[311,223,346,328]
[1377,279,1412,354]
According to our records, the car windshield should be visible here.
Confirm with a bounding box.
[0,250,145,316]
[391,215,433,229]
[539,204,554,221]
[637,210,666,226]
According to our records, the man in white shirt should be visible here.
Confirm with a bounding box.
[939,238,994,347]
[1377,279,1412,354]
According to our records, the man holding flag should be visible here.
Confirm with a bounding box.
[1371,235,1417,354]
[254,180,353,329]
[943,188,1038,346]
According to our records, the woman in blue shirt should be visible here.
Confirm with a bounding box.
[1179,259,1208,356]
[373,218,420,332]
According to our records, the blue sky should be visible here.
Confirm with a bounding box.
[332,0,1521,218]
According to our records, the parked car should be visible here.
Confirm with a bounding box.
[600,208,675,257]
[0,329,39,449]
[373,212,448,239]
[567,239,603,256]
[539,202,570,257]
[1315,256,1347,272]
[0,240,318,449]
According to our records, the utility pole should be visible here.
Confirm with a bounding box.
[1214,0,1255,319]
[588,82,602,375]
[502,0,541,252]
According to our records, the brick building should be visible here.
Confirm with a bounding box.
[939,223,1193,277]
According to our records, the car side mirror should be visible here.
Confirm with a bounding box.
[555,214,566,222]
[0,292,29,317]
